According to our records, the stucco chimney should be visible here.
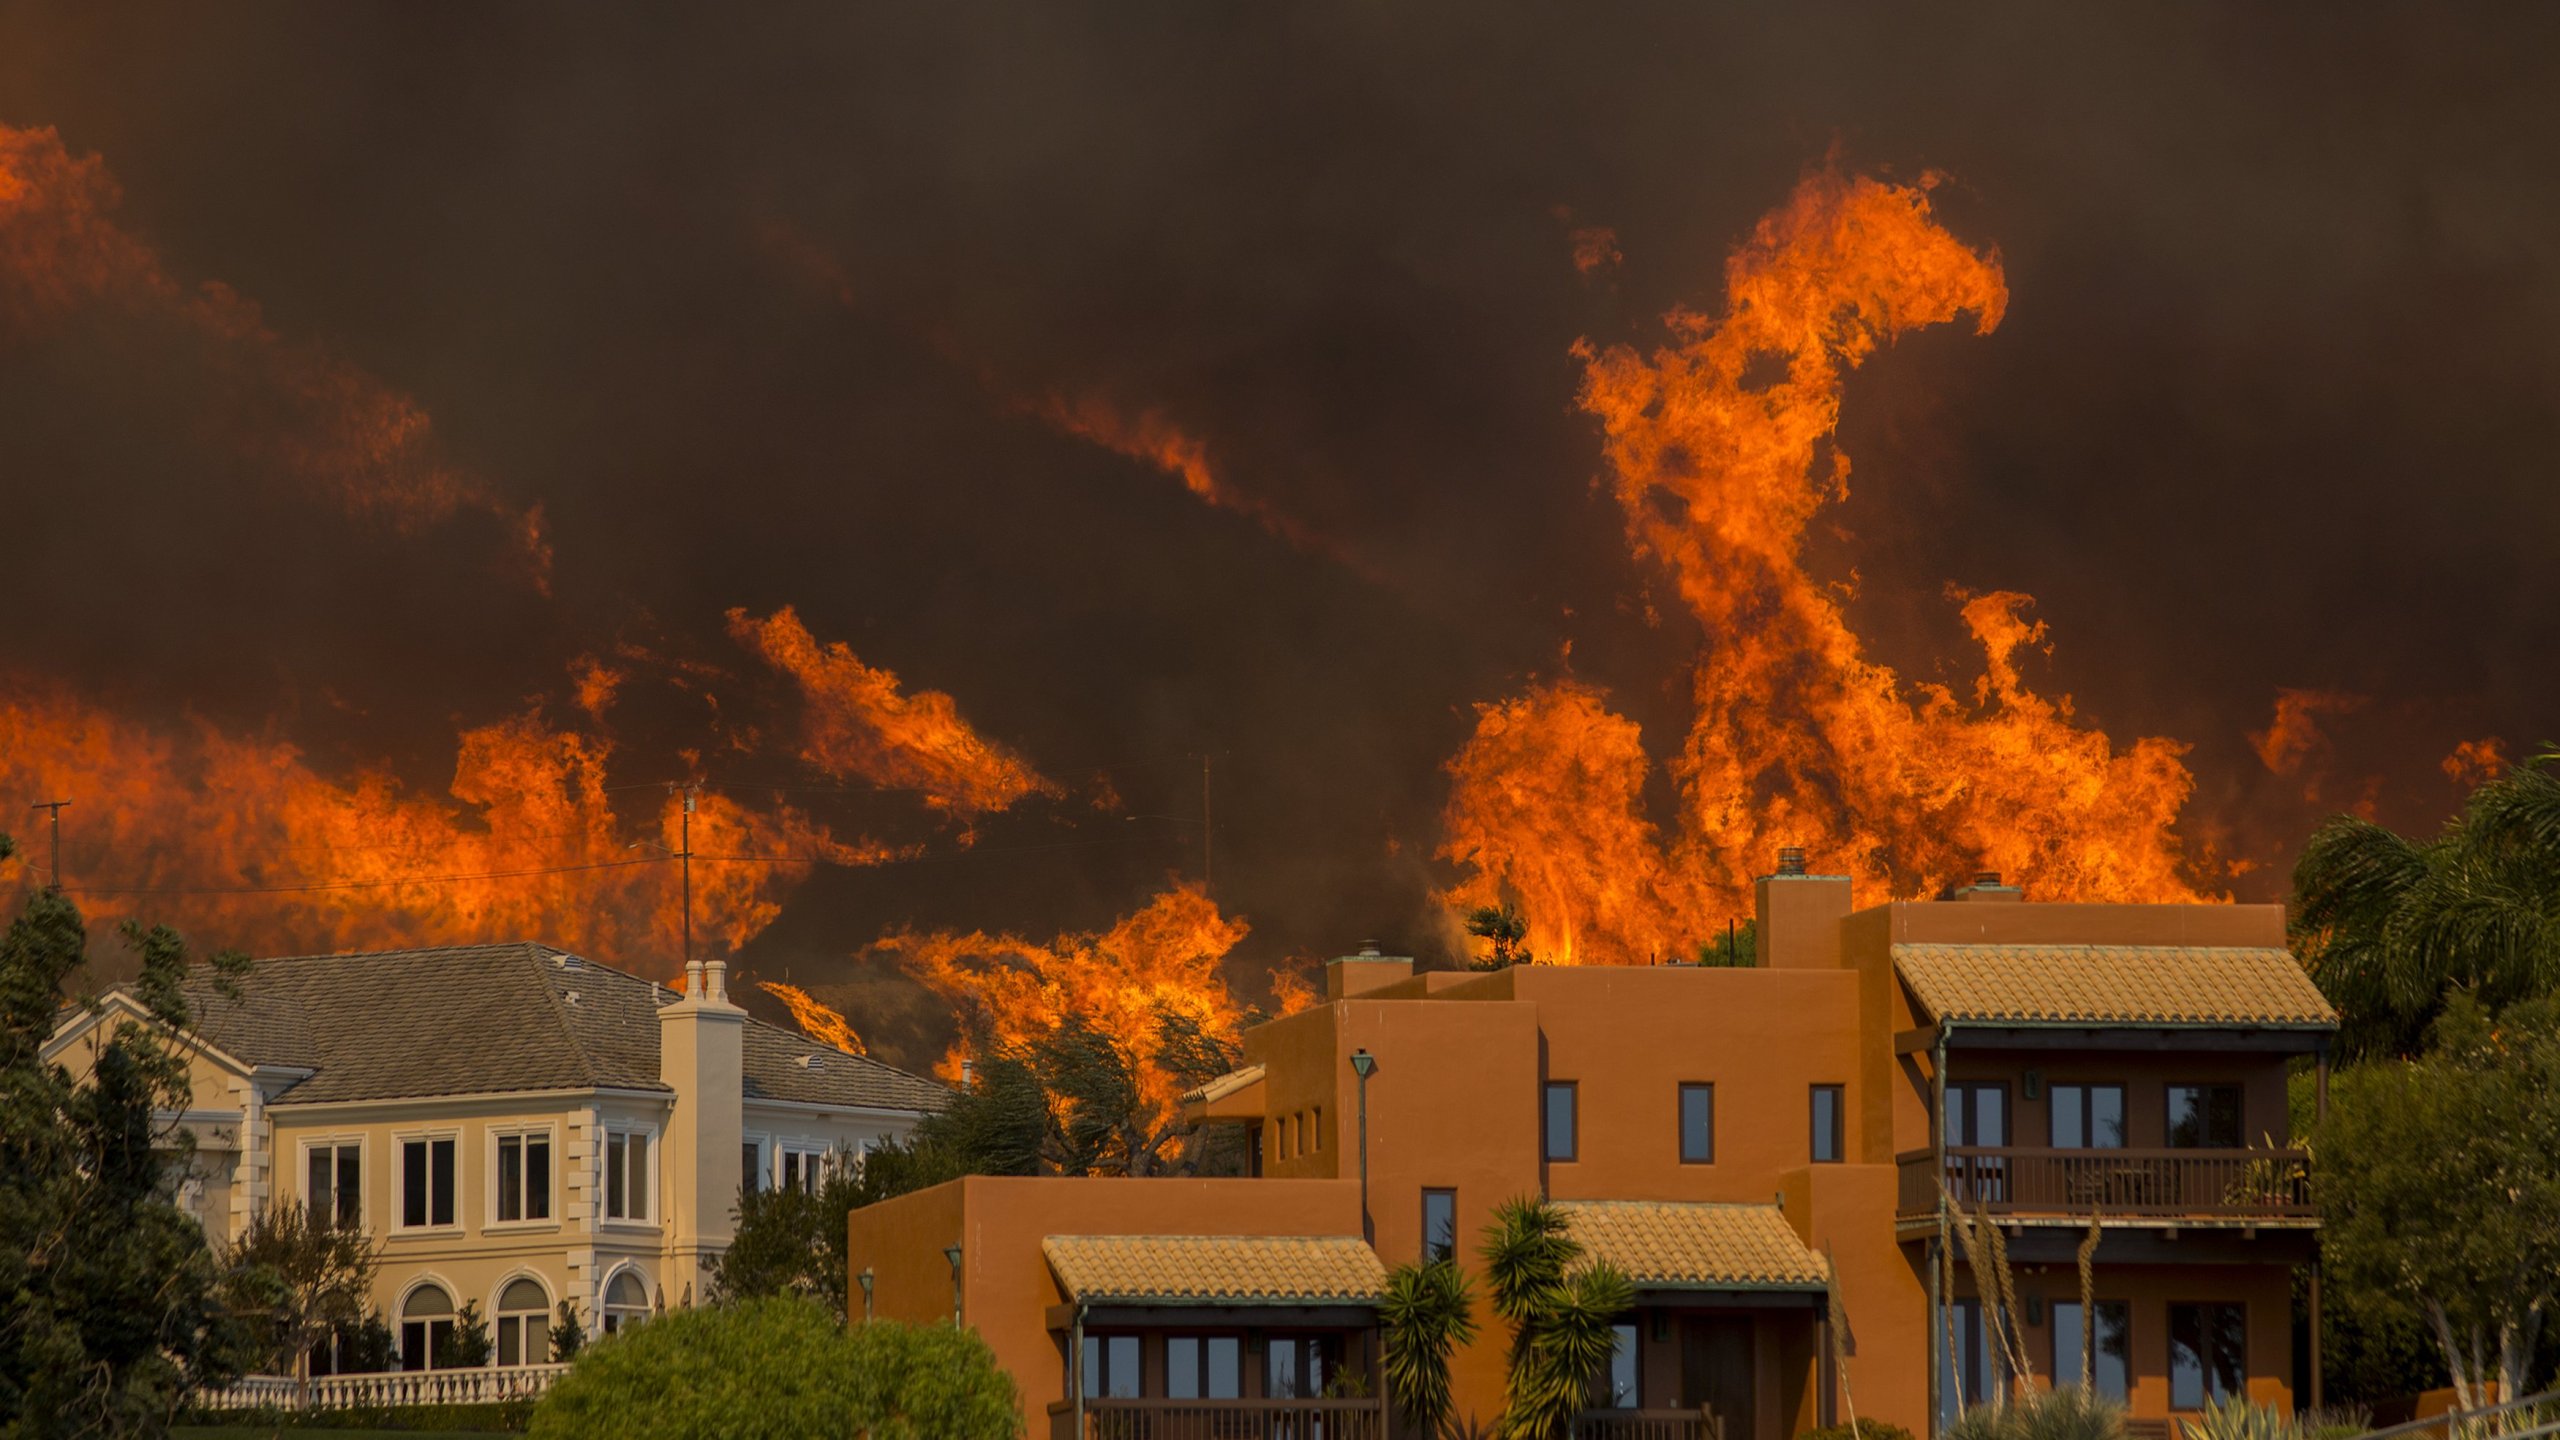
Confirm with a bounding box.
[1326,943,1414,1000]
[1755,850,1853,969]
[659,954,745,1304]
[1955,871,2022,902]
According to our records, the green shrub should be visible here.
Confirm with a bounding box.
[528,1297,1018,1439]
[1799,1421,1919,1440]
[1943,1388,2126,1440]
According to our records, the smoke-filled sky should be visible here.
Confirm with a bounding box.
[6,4,2558,1066]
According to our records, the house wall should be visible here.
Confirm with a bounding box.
[847,1176,1367,1428]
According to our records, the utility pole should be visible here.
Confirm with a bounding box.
[671,782,697,970]
[1200,754,1213,898]
[29,800,68,893]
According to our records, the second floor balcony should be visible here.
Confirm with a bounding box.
[1895,1145,2314,1223]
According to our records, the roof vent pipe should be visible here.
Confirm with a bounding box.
[1776,847,1808,877]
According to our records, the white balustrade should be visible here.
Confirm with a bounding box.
[198,1362,570,1412]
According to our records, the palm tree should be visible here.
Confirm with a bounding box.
[1381,1259,1479,1437]
[1479,1197,1632,1440]
[2293,756,2560,1059]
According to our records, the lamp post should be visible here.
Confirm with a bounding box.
[1349,1048,1377,1242]
[944,1243,965,1324]
[857,1267,875,1323]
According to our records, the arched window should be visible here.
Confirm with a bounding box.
[601,1270,651,1336]
[399,1283,455,1372]
[494,1277,550,1367]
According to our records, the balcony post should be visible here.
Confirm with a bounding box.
[1930,1027,1949,1434]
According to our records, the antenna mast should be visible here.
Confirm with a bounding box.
[29,800,68,893]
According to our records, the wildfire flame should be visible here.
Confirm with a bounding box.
[1444,169,2209,964]
[1030,391,1359,568]
[0,681,891,960]
[0,124,549,579]
[760,980,867,1055]
[728,606,1056,815]
[882,885,1300,1150]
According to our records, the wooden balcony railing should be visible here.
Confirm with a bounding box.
[1572,1407,1724,1440]
[1896,1147,2314,1220]
[1064,1396,1387,1440]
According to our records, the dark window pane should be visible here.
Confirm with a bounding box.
[400,1321,425,1371]
[1105,1335,1139,1398]
[2170,1303,2245,1408]
[498,1137,522,1223]
[742,1143,761,1195]
[2092,1086,2126,1148]
[310,1148,333,1219]
[1812,1085,1843,1163]
[629,1133,649,1218]
[2054,1301,2131,1401]
[1544,1083,1577,1162]
[1168,1336,1201,1398]
[526,1138,549,1220]
[403,1141,428,1227]
[430,1139,455,1226]
[606,1135,626,1219]
[1081,1336,1100,1398]
[2053,1085,2087,1149]
[336,1147,361,1227]
[1206,1336,1241,1398]
[1268,1337,1300,1398]
[1680,1084,1715,1163]
[1423,1189,1457,1262]
[1608,1323,1639,1407]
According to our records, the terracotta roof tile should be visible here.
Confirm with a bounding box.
[1894,944,2336,1029]
[1556,1201,1829,1292]
[1043,1235,1385,1305]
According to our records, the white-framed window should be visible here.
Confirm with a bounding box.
[777,1141,827,1195]
[493,1276,551,1367]
[491,1128,554,1224]
[397,1133,458,1230]
[740,1137,767,1196]
[602,1125,653,1222]
[304,1138,363,1229]
[600,1268,651,1336]
[399,1282,457,1371]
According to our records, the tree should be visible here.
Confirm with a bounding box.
[1381,1259,1479,1437]
[0,857,250,1436]
[2313,995,2560,1412]
[1694,919,1757,968]
[551,1302,586,1363]
[1479,1197,1631,1440]
[529,1296,1018,1439]
[219,1199,379,1395]
[436,1300,494,1369]
[1467,905,1534,969]
[2293,757,2560,1059]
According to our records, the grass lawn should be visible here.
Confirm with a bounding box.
[177,1430,511,1439]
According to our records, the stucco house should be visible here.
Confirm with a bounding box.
[45,941,942,1373]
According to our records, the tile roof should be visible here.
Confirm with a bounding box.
[1180,1064,1265,1105]
[1894,944,2337,1029]
[1556,1201,1830,1292]
[1043,1235,1386,1306]
[119,942,945,1112]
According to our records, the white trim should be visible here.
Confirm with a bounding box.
[270,1085,671,1116]
[596,1262,654,1336]
[40,993,265,1080]
[392,1271,463,1373]
[488,1268,555,1369]
[740,1133,769,1196]
[484,1123,561,1231]
[297,1132,369,1230]
[742,1096,935,1121]
[596,1121,659,1226]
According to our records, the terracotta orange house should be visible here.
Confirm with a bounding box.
[848,857,2334,1440]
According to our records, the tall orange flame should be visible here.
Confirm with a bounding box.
[0,124,549,579]
[728,606,1056,815]
[760,980,868,1055]
[1444,170,2208,964]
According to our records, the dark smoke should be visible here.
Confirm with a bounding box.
[5,3,2558,1070]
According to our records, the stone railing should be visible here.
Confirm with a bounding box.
[196,1362,569,1411]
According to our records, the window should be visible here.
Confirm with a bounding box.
[1082,1334,1141,1398]
[306,1141,361,1229]
[741,1140,765,1195]
[2053,1300,2131,1401]
[2052,1084,2128,1149]
[1677,1083,1715,1163]
[1811,1085,1845,1164]
[600,1270,651,1336]
[1311,1106,1324,1152]
[1422,1189,1458,1263]
[494,1277,549,1367]
[1167,1335,1243,1399]
[1601,1323,1639,1408]
[779,1144,824,1195]
[399,1136,456,1229]
[1543,1082,1578,1162]
[1266,1336,1334,1399]
[399,1284,456,1372]
[1936,1299,2007,1423]
[494,1131,551,1223]
[2169,1303,2246,1409]
[2167,1085,2244,1149]
[604,1128,651,1220]
[1944,1082,2010,1204]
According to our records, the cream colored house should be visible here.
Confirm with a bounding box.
[44,941,943,1373]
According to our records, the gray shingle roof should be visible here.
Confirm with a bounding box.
[133,942,943,1113]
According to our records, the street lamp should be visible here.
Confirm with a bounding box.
[1349,1049,1377,1242]
[944,1243,965,1323]
[856,1267,875,1323]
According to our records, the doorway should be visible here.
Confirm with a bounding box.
[1679,1315,1754,1439]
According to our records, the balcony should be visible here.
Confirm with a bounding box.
[1896,1146,2314,1222]
[1061,1397,1387,1440]
[1572,1409,1723,1440]
[196,1362,568,1411]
